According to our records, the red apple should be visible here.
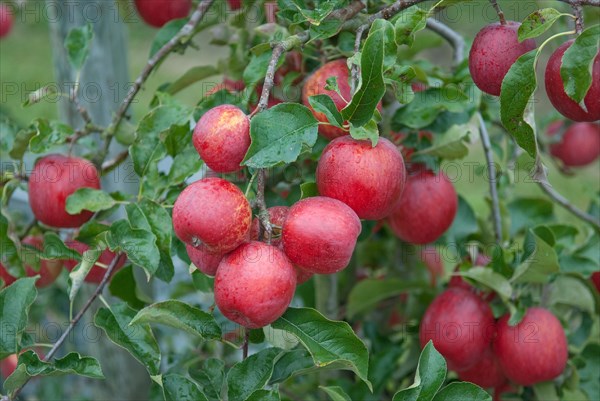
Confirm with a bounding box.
[0,261,16,287]
[214,241,296,328]
[316,136,406,220]
[282,196,361,274]
[545,40,600,122]
[547,121,600,167]
[249,206,289,247]
[185,243,223,277]
[173,178,251,253]
[228,0,242,10]
[388,169,457,245]
[419,287,495,371]
[134,0,191,28]
[419,245,444,287]
[193,104,250,173]
[22,236,63,288]
[493,307,568,386]
[0,354,17,378]
[28,154,101,228]
[469,21,536,96]
[264,1,278,24]
[294,266,313,284]
[591,271,600,292]
[0,2,13,38]
[458,347,508,389]
[64,241,126,284]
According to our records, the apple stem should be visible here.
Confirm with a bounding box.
[242,328,250,360]
[489,0,507,25]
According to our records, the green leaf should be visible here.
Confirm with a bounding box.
[320,386,352,401]
[94,303,161,375]
[561,24,600,105]
[226,348,282,401]
[107,219,160,277]
[349,119,379,146]
[168,147,203,185]
[271,307,371,390]
[64,23,93,70]
[416,123,473,160]
[532,381,559,401]
[68,248,102,301]
[548,275,595,314]
[512,227,560,283]
[392,87,468,129]
[29,121,74,153]
[342,19,391,127]
[431,382,491,401]
[165,65,219,95]
[109,265,148,310]
[394,7,428,46]
[269,348,315,384]
[579,343,600,399]
[247,389,280,401]
[300,182,319,199]
[500,49,538,158]
[518,8,566,41]
[242,103,319,168]
[163,374,209,401]
[41,232,77,260]
[149,19,187,58]
[189,358,225,401]
[0,278,37,359]
[308,95,344,128]
[458,267,513,299]
[347,278,427,318]
[65,188,117,215]
[393,341,446,401]
[508,198,554,236]
[0,214,23,273]
[244,51,282,86]
[130,300,221,340]
[3,351,103,392]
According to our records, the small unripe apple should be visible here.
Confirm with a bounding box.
[0,261,16,287]
[419,287,495,371]
[214,241,296,328]
[0,354,17,378]
[134,0,192,28]
[250,206,289,247]
[192,105,251,173]
[545,40,600,122]
[388,169,457,245]
[493,307,568,386]
[469,21,536,96]
[64,241,126,284]
[185,243,223,277]
[282,196,361,274]
[173,178,251,253]
[316,136,406,220]
[22,236,63,288]
[458,347,507,389]
[28,154,101,228]
[0,2,13,38]
[547,121,600,167]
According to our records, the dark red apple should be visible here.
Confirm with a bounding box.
[0,2,13,38]
[469,21,536,96]
[22,236,63,288]
[228,0,242,10]
[282,196,361,274]
[185,243,223,277]
[458,347,508,389]
[0,261,16,287]
[214,241,296,328]
[316,136,406,220]
[547,121,600,167]
[419,287,495,371]
[294,266,313,284]
[419,245,444,287]
[250,206,289,247]
[134,0,191,28]
[0,354,17,378]
[28,154,101,228]
[173,178,251,253]
[192,105,251,173]
[493,307,568,386]
[388,169,457,245]
[545,40,600,122]
[591,271,600,292]
[64,241,126,284]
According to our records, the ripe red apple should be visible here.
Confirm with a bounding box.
[419,245,444,287]
[545,40,600,122]
[22,236,63,288]
[214,241,296,328]
[547,121,600,167]
[250,206,289,247]
[469,21,536,96]
[228,0,242,10]
[185,243,223,277]
[493,307,568,386]
[193,105,250,173]
[0,2,13,38]
[458,347,507,389]
[294,266,313,284]
[419,287,495,371]
[173,178,251,253]
[388,169,457,245]
[282,196,361,274]
[316,136,406,220]
[302,59,351,140]
[28,154,101,228]
[0,354,17,378]
[64,241,126,284]
[0,261,16,287]
[134,0,192,28]
[591,271,600,292]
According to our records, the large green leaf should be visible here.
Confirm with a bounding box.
[167,147,203,185]
[347,279,427,318]
[106,219,160,277]
[41,232,78,260]
[94,303,161,375]
[65,188,117,215]
[242,103,319,168]
[393,341,446,401]
[512,227,560,283]
[320,386,352,401]
[508,197,554,236]
[269,348,315,384]
[109,265,148,310]
[392,87,469,129]
[518,8,566,41]
[271,307,371,390]
[308,94,343,128]
[561,24,600,105]
[149,19,187,57]
[163,374,209,401]
[189,358,225,401]
[431,382,491,401]
[394,7,428,46]
[548,275,595,314]
[130,300,221,339]
[226,348,282,401]
[64,23,93,70]
[0,278,37,359]
[457,267,513,299]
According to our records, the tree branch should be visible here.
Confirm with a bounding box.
[101,150,129,175]
[425,18,465,67]
[9,253,126,400]
[478,114,503,245]
[538,181,600,231]
[572,1,584,33]
[256,169,272,244]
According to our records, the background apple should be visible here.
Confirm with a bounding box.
[0,2,13,38]
[185,243,223,277]
[134,0,192,28]
[547,121,600,167]
[0,261,16,287]
[458,347,507,389]
[0,354,17,378]
[22,236,63,288]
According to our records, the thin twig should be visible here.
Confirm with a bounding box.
[425,18,465,67]
[478,114,503,245]
[242,327,249,360]
[10,254,126,400]
[256,169,272,244]
[538,181,600,231]
[488,0,506,25]
[101,150,129,175]
[556,0,599,5]
[252,45,285,115]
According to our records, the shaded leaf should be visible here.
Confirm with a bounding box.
[65,23,93,70]
[393,341,446,401]
[163,374,209,401]
[227,348,282,401]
